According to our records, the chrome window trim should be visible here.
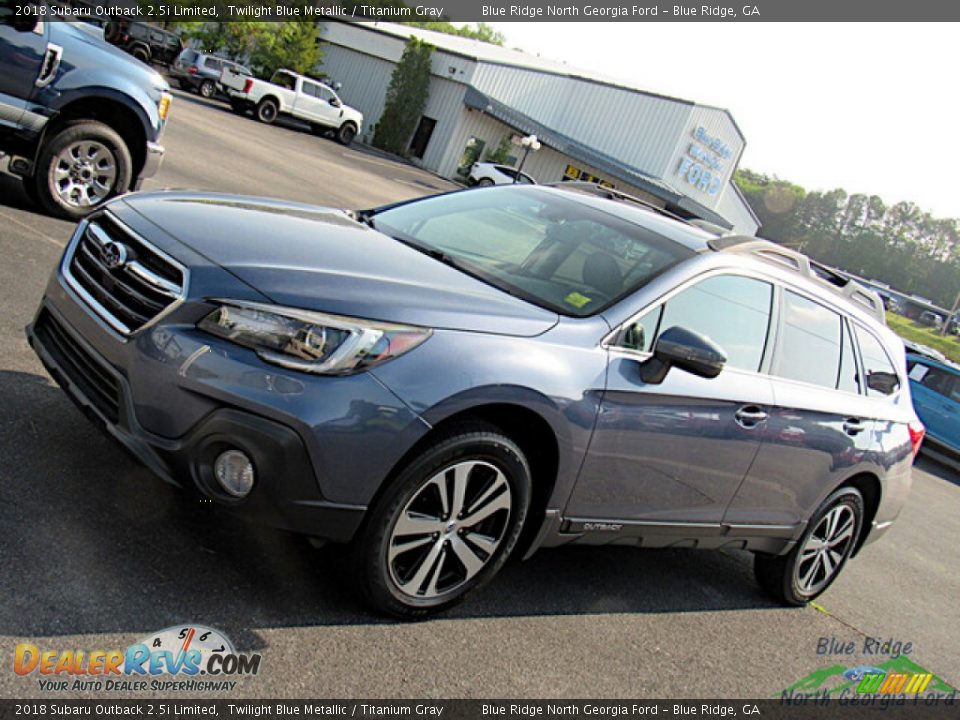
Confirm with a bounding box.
[601,264,901,402]
[61,212,189,339]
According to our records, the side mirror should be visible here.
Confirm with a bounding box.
[638,326,727,384]
[328,97,341,108]
[866,371,900,395]
[7,13,39,33]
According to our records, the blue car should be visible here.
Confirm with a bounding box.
[906,353,960,454]
[27,183,921,617]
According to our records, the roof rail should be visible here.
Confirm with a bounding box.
[708,236,887,324]
[546,181,692,225]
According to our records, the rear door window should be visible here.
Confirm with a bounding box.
[772,291,843,389]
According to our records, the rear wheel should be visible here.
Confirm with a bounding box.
[32,121,132,219]
[477,177,495,187]
[354,424,531,618]
[131,46,150,64]
[256,99,278,124]
[199,80,216,99]
[336,122,357,146]
[755,486,864,605]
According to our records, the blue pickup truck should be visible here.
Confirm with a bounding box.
[0,7,171,218]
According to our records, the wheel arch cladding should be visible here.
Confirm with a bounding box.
[374,403,560,555]
[842,472,882,557]
[47,97,147,177]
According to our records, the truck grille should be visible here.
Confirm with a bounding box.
[65,213,186,335]
[34,310,121,423]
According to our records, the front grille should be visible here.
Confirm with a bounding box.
[65,212,186,335]
[34,310,121,423]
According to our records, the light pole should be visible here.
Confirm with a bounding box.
[514,134,541,183]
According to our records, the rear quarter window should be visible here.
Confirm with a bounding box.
[854,325,901,397]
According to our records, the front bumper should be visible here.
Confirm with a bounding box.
[26,213,431,541]
[140,141,165,181]
[27,305,365,542]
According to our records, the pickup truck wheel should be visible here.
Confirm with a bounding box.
[199,80,216,99]
[336,122,357,146]
[33,121,132,219]
[256,99,278,124]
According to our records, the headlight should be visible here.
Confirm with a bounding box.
[198,301,431,375]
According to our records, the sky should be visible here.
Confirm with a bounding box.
[486,23,959,220]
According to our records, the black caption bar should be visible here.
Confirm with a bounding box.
[19,0,960,22]
[1,700,959,719]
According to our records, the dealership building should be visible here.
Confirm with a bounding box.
[317,20,760,235]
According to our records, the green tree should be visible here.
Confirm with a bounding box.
[484,135,513,164]
[734,169,960,307]
[248,22,322,78]
[186,22,269,61]
[372,37,434,156]
[408,21,506,46]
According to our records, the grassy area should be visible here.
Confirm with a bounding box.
[886,312,960,363]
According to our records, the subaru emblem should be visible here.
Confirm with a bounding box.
[100,241,127,270]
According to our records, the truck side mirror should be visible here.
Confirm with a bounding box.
[7,13,39,33]
[328,97,341,108]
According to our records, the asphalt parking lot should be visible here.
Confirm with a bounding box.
[1,88,958,699]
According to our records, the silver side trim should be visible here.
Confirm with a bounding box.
[35,43,63,89]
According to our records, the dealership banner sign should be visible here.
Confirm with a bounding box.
[25,0,960,22]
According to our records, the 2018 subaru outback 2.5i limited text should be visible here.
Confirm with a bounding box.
[27,183,923,617]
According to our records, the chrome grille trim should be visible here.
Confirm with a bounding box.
[62,211,189,337]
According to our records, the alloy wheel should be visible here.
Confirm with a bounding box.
[387,460,512,599]
[795,504,856,594]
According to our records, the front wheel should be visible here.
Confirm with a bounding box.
[755,486,864,605]
[476,177,495,187]
[335,122,357,146]
[199,80,216,99]
[354,425,531,618]
[32,121,132,219]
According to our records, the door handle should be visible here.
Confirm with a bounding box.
[843,418,866,435]
[735,405,768,428]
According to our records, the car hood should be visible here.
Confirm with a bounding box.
[119,192,558,336]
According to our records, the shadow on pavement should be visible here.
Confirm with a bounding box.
[0,174,38,213]
[0,367,781,647]
[914,452,960,486]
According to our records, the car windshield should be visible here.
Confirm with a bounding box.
[370,186,694,317]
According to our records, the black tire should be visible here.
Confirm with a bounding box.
[755,486,864,606]
[335,122,357,146]
[353,423,531,618]
[477,177,495,187]
[256,99,278,124]
[199,80,216,99]
[131,46,150,64]
[32,121,133,220]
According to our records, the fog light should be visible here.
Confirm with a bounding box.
[213,450,255,498]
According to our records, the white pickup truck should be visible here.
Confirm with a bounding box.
[221,68,363,145]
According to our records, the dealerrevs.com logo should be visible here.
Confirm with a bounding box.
[14,625,262,693]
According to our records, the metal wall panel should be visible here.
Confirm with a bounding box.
[470,64,694,177]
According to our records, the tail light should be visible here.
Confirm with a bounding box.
[188,65,198,75]
[908,420,925,457]
[242,79,254,94]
